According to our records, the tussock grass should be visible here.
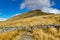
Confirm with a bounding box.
[0,10,60,40]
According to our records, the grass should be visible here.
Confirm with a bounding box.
[0,27,59,40]
[0,10,60,40]
[0,30,19,40]
[0,15,59,27]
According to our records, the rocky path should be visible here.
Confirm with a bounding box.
[0,24,60,33]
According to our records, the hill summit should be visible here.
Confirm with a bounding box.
[8,10,54,21]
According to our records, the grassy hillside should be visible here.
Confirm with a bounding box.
[0,10,57,27]
[0,10,60,40]
[8,10,54,21]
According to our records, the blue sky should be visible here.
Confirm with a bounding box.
[0,0,28,19]
[0,0,60,20]
[52,0,60,10]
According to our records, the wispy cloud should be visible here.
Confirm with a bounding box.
[42,8,60,13]
[20,0,60,13]
[12,13,21,17]
[20,3,26,9]
[0,18,7,21]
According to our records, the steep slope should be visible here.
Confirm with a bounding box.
[0,10,60,40]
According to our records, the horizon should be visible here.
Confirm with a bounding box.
[0,0,60,21]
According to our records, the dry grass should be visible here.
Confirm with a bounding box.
[0,30,19,40]
[0,15,60,27]
[0,10,60,40]
[0,25,60,40]
[32,28,60,40]
[4,28,60,40]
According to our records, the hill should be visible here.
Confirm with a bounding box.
[0,10,60,40]
[0,10,56,27]
[8,10,54,21]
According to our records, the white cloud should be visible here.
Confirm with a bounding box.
[42,8,60,14]
[0,18,7,21]
[20,3,26,9]
[20,0,60,13]
[14,13,21,16]
[12,13,21,17]
[20,0,51,10]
